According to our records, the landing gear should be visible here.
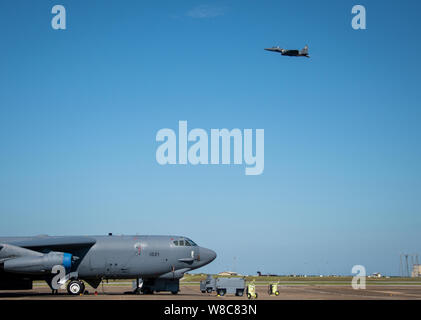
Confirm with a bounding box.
[132,278,143,294]
[67,280,85,295]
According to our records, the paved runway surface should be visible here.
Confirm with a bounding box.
[1,284,421,300]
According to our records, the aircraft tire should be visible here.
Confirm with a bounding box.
[67,280,83,295]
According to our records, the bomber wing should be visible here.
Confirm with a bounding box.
[1,236,97,254]
[0,236,97,269]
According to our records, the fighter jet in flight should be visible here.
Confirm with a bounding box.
[0,234,216,295]
[265,45,310,58]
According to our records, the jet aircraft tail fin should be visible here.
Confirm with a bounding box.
[300,45,309,55]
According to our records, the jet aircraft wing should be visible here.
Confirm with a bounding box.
[1,236,97,256]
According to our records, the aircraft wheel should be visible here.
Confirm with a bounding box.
[67,280,83,295]
[247,293,251,299]
[255,293,258,299]
[207,288,212,293]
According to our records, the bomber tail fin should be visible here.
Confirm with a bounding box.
[300,45,309,55]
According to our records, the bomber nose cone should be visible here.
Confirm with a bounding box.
[201,247,217,263]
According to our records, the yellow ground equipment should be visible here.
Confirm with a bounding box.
[268,282,280,296]
[246,281,258,299]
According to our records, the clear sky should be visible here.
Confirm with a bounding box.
[0,0,420,276]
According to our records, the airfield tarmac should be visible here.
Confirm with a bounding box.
[1,284,421,300]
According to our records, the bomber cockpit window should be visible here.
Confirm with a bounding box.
[174,238,197,246]
[186,238,198,246]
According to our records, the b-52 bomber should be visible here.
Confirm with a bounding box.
[265,45,310,58]
[0,234,216,295]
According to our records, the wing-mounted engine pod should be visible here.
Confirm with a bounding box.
[4,251,73,274]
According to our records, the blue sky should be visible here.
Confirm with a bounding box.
[0,0,420,276]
